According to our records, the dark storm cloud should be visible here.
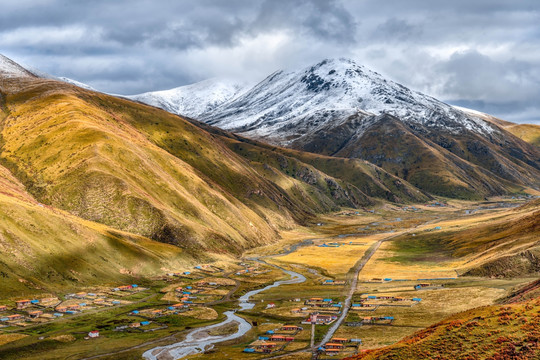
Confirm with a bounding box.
[1,0,539,123]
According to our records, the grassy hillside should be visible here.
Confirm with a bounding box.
[344,297,540,360]
[182,118,429,204]
[386,199,540,278]
[505,124,540,147]
[0,179,188,296]
[0,75,429,261]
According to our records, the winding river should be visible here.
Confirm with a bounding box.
[143,265,306,360]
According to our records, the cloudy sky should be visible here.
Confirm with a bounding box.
[1,0,539,123]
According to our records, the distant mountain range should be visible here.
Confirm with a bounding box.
[128,58,540,199]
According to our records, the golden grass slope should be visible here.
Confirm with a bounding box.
[345,297,540,360]
[0,188,188,295]
[505,123,540,147]
[0,76,357,256]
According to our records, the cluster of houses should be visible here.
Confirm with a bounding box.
[0,285,146,328]
[318,338,362,356]
[235,263,269,277]
[288,297,343,320]
[244,325,303,354]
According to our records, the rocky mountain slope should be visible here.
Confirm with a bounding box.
[130,58,540,199]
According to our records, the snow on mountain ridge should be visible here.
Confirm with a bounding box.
[202,58,496,142]
[127,78,252,118]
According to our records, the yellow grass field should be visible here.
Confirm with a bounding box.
[275,234,389,275]
[0,334,28,346]
[177,306,218,320]
[359,240,462,280]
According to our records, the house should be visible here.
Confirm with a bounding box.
[266,303,275,309]
[140,321,151,326]
[243,348,256,353]
[270,335,286,342]
[7,314,23,321]
[307,313,337,324]
[67,305,81,311]
[28,311,43,318]
[131,310,139,315]
[75,292,87,298]
[129,322,141,328]
[16,300,32,309]
[0,305,7,312]
[325,343,344,350]
[88,330,99,338]
[330,338,348,343]
[118,285,133,291]
[56,306,67,312]
[290,308,301,314]
[412,298,422,302]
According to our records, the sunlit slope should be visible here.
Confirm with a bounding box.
[505,123,540,147]
[0,169,186,295]
[0,78,290,253]
[387,200,540,278]
[345,297,540,360]
[0,76,424,256]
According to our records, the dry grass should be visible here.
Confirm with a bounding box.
[176,306,218,320]
[0,334,28,346]
[275,235,385,275]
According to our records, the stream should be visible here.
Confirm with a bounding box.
[142,266,306,360]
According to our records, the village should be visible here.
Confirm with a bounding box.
[0,197,536,360]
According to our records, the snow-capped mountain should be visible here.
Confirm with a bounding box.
[127,78,251,119]
[202,58,495,143]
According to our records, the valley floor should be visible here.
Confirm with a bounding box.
[0,196,538,360]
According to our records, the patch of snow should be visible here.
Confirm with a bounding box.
[127,78,252,118]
